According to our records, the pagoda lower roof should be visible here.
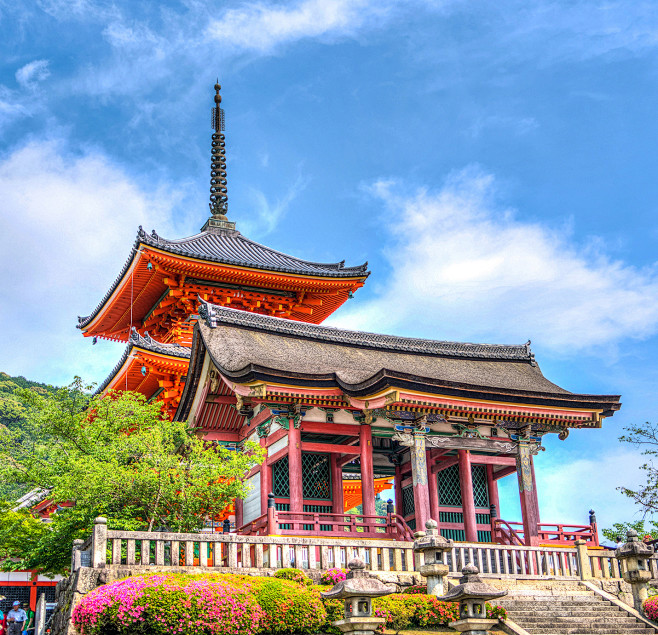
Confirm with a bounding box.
[96,329,191,395]
[78,226,369,332]
[182,301,621,416]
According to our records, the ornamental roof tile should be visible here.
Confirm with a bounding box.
[95,328,191,395]
[78,226,369,329]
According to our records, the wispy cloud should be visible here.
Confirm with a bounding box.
[0,136,182,384]
[205,0,395,54]
[328,166,658,353]
[15,59,50,87]
[240,171,310,238]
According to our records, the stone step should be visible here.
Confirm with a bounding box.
[514,615,640,628]
[508,608,625,617]
[523,628,653,634]
[501,599,613,607]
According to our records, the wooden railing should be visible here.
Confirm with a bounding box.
[73,518,653,583]
[238,504,414,541]
[493,519,599,546]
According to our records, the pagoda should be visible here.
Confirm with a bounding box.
[80,83,369,415]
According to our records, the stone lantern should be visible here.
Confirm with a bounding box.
[321,558,394,635]
[437,565,507,635]
[413,519,453,596]
[615,529,654,611]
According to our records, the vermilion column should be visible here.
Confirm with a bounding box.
[260,436,270,516]
[394,462,404,517]
[517,443,540,546]
[288,421,303,514]
[359,424,377,518]
[458,450,478,543]
[486,464,500,514]
[427,450,440,523]
[235,498,244,529]
[331,453,344,514]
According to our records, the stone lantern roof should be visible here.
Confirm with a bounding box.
[615,530,654,559]
[321,559,395,600]
[438,565,507,603]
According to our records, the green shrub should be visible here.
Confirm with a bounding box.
[373,594,460,628]
[249,577,326,634]
[274,568,309,585]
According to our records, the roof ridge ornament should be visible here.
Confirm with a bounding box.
[202,80,235,233]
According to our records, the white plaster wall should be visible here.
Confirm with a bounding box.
[243,474,261,524]
[268,436,288,456]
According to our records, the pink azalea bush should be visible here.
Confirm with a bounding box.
[320,568,347,585]
[644,595,658,620]
[72,573,323,635]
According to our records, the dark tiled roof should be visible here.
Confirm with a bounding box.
[198,301,536,363]
[95,329,190,395]
[78,226,369,329]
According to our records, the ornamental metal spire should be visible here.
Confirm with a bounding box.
[202,80,235,232]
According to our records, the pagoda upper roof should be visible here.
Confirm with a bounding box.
[78,226,369,333]
[177,301,621,418]
[96,328,191,395]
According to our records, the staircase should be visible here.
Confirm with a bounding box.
[496,581,658,634]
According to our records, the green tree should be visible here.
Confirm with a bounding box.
[618,421,658,517]
[0,378,264,575]
[602,520,658,544]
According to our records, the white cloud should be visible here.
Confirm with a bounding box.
[15,60,51,87]
[0,137,182,384]
[205,0,395,54]
[328,166,658,353]
[240,171,310,238]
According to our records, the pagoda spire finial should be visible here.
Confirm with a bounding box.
[202,80,235,232]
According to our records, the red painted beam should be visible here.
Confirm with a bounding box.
[206,395,237,404]
[432,456,460,474]
[202,432,240,442]
[268,446,288,465]
[493,466,517,480]
[266,428,288,447]
[470,455,516,466]
[301,442,361,454]
[301,421,361,435]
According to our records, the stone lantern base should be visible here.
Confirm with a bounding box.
[449,617,498,635]
[334,616,385,635]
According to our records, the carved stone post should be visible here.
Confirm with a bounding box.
[91,516,107,569]
[615,530,654,612]
[516,442,540,546]
[71,538,84,573]
[437,565,507,635]
[414,519,453,596]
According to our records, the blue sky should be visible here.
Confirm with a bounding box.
[2,0,658,535]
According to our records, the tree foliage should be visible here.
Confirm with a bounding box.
[618,421,658,516]
[602,520,658,544]
[0,378,264,575]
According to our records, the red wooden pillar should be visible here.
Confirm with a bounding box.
[517,443,540,546]
[359,425,377,518]
[235,498,244,529]
[458,450,478,542]
[394,463,404,517]
[486,464,500,514]
[331,453,344,514]
[427,450,440,523]
[288,421,303,514]
[260,436,270,516]
[411,431,430,531]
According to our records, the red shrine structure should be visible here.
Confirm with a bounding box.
[80,83,621,548]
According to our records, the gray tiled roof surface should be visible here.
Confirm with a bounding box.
[78,226,369,329]
[198,301,535,362]
[95,329,191,395]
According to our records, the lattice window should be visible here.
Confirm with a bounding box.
[477,530,492,542]
[440,510,464,524]
[438,464,462,507]
[272,456,290,497]
[302,452,331,500]
[441,528,465,541]
[0,586,30,615]
[472,465,490,508]
[402,485,415,517]
[476,513,491,525]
